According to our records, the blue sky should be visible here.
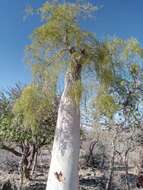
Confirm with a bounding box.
[0,0,143,89]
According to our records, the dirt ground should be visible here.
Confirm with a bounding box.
[0,149,139,190]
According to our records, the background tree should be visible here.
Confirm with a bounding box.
[0,84,57,183]
[94,38,143,189]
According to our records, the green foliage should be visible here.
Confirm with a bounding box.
[124,38,143,58]
[26,1,94,64]
[26,1,98,89]
[94,37,143,119]
[95,38,143,88]
[27,1,143,123]
[31,63,62,100]
[35,4,80,46]
[69,80,83,105]
[94,39,124,88]
[35,2,97,47]
[13,85,40,130]
[13,85,56,135]
[130,63,139,76]
[0,84,57,146]
[95,89,119,118]
[0,92,13,141]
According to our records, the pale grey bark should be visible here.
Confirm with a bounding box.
[46,71,80,190]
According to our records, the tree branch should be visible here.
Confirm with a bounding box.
[0,144,22,157]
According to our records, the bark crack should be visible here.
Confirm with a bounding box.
[54,171,65,183]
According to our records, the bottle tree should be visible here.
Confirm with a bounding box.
[26,1,134,190]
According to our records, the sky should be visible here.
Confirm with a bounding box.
[0,0,143,89]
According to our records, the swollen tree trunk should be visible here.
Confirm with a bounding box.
[46,71,81,190]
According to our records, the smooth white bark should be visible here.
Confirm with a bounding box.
[46,71,80,190]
